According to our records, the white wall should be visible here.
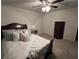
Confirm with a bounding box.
[1,5,43,34]
[43,7,78,41]
[1,4,78,41]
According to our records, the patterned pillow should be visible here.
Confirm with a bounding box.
[20,31,29,42]
[2,30,13,41]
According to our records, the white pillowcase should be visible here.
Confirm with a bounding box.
[13,32,20,41]
[20,32,27,42]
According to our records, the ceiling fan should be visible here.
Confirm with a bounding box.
[33,0,64,12]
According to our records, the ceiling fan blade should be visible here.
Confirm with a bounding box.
[51,5,58,8]
[39,0,48,3]
[39,0,43,2]
[51,0,64,4]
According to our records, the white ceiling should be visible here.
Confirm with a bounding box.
[2,0,78,12]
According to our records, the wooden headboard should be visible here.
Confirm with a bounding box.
[1,23,27,39]
[1,23,27,30]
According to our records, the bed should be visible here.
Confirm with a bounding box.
[1,23,54,59]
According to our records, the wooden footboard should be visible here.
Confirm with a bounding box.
[44,39,54,59]
[35,39,54,59]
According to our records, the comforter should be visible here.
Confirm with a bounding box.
[2,34,50,59]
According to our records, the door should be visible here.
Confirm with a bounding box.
[54,21,65,39]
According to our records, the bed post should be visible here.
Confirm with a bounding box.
[44,39,54,59]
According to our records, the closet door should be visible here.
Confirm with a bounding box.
[54,21,65,39]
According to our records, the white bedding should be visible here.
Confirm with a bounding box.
[2,34,50,59]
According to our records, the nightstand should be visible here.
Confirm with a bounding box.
[31,30,38,34]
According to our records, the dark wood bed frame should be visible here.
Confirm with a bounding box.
[1,23,27,39]
[1,23,27,30]
[1,23,54,59]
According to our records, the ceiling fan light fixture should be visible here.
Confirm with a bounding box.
[46,6,51,12]
[42,6,51,12]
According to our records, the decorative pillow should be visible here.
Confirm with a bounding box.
[20,31,30,42]
[23,29,31,38]
[12,31,20,41]
[2,30,13,41]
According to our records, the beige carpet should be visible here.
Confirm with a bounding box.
[39,33,78,59]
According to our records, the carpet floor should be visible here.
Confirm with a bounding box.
[39,33,78,59]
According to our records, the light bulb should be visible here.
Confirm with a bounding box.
[46,6,51,12]
[42,7,46,12]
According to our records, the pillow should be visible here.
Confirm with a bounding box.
[20,31,30,42]
[12,31,20,41]
[2,30,13,41]
[22,29,31,37]
[22,29,27,32]
[2,30,21,41]
[2,29,29,41]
